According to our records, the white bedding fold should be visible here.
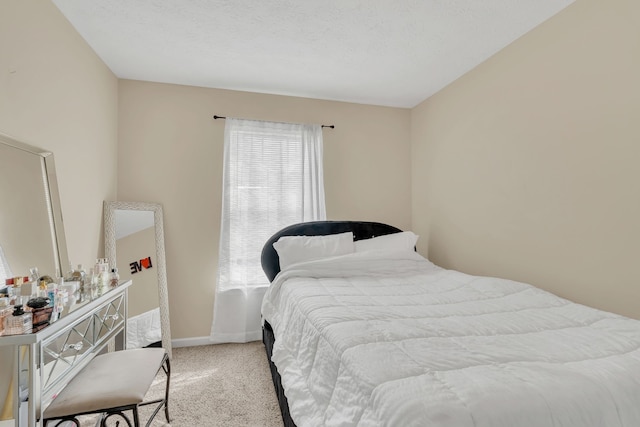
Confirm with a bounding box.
[126,307,162,349]
[261,251,640,427]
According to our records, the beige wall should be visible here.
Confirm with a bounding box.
[118,80,412,339]
[0,0,118,417]
[0,0,118,270]
[411,0,640,319]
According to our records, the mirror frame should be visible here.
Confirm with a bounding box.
[104,201,172,359]
[0,132,69,280]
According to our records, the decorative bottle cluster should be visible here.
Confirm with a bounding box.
[65,264,86,302]
[0,258,122,336]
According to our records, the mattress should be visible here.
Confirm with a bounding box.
[261,249,640,427]
[126,307,162,349]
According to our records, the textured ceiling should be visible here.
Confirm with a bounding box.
[52,0,575,108]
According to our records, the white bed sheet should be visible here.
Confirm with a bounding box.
[261,250,640,427]
[127,307,162,349]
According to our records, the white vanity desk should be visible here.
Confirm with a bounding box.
[0,280,132,427]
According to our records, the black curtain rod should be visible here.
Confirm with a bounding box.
[213,115,334,129]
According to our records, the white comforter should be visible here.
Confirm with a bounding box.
[261,250,640,427]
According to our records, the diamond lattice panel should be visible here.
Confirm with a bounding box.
[95,294,125,343]
[42,316,94,390]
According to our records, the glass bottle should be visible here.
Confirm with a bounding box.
[3,305,32,335]
[93,259,108,295]
[65,263,75,282]
[97,268,107,295]
[29,267,39,286]
[88,267,99,299]
[0,298,12,336]
[47,282,57,308]
[109,268,120,288]
[71,264,86,302]
[46,282,59,322]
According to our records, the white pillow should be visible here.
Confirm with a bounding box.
[354,231,418,253]
[273,232,355,270]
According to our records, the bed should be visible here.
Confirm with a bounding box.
[260,220,640,427]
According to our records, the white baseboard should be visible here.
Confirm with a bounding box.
[171,336,215,348]
[171,336,264,348]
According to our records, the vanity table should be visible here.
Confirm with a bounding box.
[0,280,132,427]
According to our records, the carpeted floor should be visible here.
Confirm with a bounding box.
[77,342,283,427]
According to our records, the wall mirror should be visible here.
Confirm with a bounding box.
[104,201,172,359]
[0,132,70,420]
[0,132,69,286]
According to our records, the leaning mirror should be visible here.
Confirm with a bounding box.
[0,133,69,286]
[0,133,70,419]
[104,201,171,359]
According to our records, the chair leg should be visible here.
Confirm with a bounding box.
[163,355,171,423]
[140,354,171,427]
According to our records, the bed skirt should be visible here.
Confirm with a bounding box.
[262,321,297,427]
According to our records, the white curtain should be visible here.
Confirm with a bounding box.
[210,118,325,343]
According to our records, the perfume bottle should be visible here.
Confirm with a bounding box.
[87,267,98,299]
[72,264,86,297]
[109,268,120,288]
[29,267,39,288]
[3,305,33,335]
[47,282,57,308]
[0,298,12,336]
[94,258,109,294]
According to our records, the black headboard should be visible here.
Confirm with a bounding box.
[260,220,403,282]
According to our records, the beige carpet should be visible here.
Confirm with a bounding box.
[77,342,283,427]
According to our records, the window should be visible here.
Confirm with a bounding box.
[210,118,325,343]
